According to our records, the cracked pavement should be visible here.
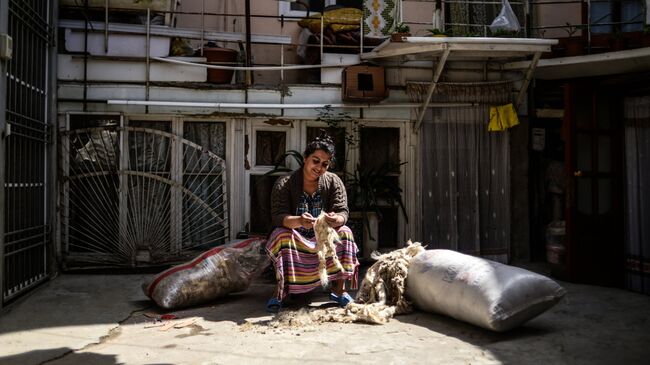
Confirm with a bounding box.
[1,274,649,364]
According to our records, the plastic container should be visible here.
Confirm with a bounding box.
[546,220,565,246]
[546,220,566,264]
[546,244,566,265]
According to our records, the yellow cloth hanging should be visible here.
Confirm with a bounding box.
[488,103,519,132]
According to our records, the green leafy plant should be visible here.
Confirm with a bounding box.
[427,28,448,36]
[490,28,518,37]
[393,22,410,34]
[346,162,409,240]
[263,150,304,176]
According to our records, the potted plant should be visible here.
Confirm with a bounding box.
[345,162,408,241]
[391,22,411,42]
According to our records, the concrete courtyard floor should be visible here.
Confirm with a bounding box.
[0,271,649,365]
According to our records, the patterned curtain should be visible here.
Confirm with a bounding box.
[408,82,512,263]
[624,95,650,295]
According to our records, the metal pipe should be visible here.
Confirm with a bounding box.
[107,100,476,109]
[145,8,150,113]
[104,0,108,53]
[152,56,359,70]
[244,0,252,86]
[200,0,204,56]
[403,36,558,45]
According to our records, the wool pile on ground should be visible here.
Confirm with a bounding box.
[251,241,425,327]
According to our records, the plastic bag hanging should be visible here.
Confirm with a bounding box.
[489,0,520,34]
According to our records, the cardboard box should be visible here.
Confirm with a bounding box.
[341,65,388,102]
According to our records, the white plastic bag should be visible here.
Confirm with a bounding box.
[406,249,565,332]
[489,0,520,34]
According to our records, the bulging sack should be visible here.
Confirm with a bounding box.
[142,238,268,309]
[406,249,565,332]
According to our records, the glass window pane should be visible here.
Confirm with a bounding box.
[128,121,171,172]
[575,92,592,129]
[182,122,228,249]
[576,133,592,172]
[598,136,612,173]
[596,98,612,129]
[598,178,613,215]
[250,175,280,234]
[621,0,643,32]
[577,178,593,214]
[590,1,614,33]
[360,127,400,173]
[184,122,226,159]
[307,126,346,172]
[256,131,287,166]
[70,114,119,130]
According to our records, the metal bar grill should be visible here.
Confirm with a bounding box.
[61,120,230,268]
[2,0,53,304]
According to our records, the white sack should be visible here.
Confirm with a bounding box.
[406,249,565,332]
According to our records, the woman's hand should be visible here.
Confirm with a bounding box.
[324,212,343,228]
[300,212,316,229]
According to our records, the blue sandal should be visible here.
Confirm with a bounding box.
[266,297,282,313]
[329,292,354,307]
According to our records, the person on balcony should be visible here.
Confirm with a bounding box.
[265,133,359,313]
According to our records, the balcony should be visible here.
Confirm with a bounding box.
[56,0,649,97]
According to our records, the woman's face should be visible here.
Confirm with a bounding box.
[303,149,332,182]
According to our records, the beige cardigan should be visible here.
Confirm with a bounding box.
[270,168,349,228]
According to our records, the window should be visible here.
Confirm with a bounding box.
[279,0,361,18]
[445,1,526,36]
[590,0,644,33]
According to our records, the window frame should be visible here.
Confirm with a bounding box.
[278,0,338,19]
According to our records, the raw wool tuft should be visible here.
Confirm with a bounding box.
[313,212,345,288]
[256,240,425,327]
[351,240,425,321]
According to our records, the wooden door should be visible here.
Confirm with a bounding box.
[565,82,624,286]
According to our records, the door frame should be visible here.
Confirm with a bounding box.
[564,80,625,286]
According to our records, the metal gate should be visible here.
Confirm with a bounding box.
[61,116,230,267]
[1,0,54,305]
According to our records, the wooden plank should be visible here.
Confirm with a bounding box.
[361,43,445,60]
[414,47,451,132]
[516,52,542,109]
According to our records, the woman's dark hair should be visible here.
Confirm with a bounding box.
[303,130,336,163]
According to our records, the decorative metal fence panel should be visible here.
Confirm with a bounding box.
[2,0,53,303]
[61,117,229,267]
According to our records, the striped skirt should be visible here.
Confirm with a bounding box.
[266,226,359,299]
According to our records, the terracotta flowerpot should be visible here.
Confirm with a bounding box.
[564,37,584,57]
[203,47,238,84]
[390,32,411,42]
